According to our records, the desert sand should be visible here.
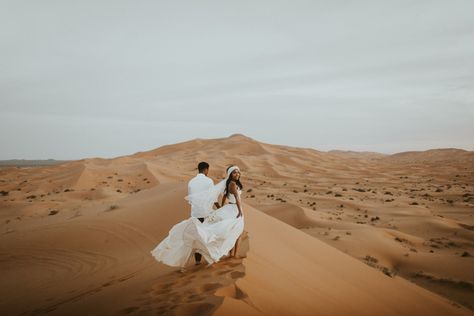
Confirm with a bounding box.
[0,134,473,315]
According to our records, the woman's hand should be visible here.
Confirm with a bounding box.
[236,211,242,218]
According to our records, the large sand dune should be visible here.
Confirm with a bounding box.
[1,134,472,315]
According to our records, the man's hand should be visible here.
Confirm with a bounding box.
[236,211,242,218]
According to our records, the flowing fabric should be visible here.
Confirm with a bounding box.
[150,179,244,267]
[184,179,226,216]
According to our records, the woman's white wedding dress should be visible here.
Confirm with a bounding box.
[150,184,244,267]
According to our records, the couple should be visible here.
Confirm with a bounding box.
[150,162,244,268]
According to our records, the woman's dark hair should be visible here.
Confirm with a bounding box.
[224,166,243,197]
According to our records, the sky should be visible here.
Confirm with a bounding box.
[1,0,473,159]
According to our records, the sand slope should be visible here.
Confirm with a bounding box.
[1,134,473,315]
[216,204,470,316]
[1,183,469,315]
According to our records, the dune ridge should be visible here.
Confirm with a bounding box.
[1,134,473,314]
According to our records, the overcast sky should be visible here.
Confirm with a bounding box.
[1,0,473,159]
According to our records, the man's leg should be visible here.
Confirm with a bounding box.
[194,217,205,264]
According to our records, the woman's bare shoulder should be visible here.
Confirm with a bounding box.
[229,181,237,192]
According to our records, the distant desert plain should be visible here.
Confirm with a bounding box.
[1,134,473,315]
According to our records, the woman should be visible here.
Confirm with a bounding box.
[219,166,244,257]
[150,166,244,268]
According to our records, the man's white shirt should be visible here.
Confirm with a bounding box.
[188,173,214,218]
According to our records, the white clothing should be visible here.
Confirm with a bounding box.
[226,190,238,204]
[150,183,244,267]
[187,173,214,218]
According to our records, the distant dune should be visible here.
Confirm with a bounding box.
[1,135,472,315]
[383,148,474,163]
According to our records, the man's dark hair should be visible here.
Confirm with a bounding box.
[198,161,209,173]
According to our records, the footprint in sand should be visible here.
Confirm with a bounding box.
[230,271,245,279]
[102,280,115,288]
[132,233,250,315]
[145,258,246,314]
[217,269,232,275]
[200,283,222,292]
[121,306,139,314]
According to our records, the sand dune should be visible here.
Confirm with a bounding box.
[216,204,469,316]
[1,134,473,315]
[384,148,474,164]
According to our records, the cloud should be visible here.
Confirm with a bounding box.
[1,0,473,158]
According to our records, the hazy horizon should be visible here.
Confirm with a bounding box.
[1,0,473,160]
[0,133,473,161]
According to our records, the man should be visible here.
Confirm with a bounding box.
[187,161,220,264]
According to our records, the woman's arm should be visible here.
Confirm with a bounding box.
[229,182,243,218]
[221,193,227,206]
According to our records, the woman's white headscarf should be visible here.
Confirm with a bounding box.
[184,165,240,213]
[226,166,240,179]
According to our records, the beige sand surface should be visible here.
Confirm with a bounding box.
[1,134,472,315]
